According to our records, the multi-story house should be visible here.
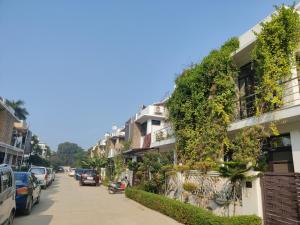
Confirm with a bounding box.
[123,99,176,162]
[90,135,108,158]
[0,98,24,167]
[105,126,125,158]
[229,10,300,174]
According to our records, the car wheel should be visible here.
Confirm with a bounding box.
[8,210,14,225]
[36,191,41,204]
[24,197,33,215]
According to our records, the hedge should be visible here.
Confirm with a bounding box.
[125,188,261,225]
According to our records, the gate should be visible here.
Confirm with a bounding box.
[261,173,300,225]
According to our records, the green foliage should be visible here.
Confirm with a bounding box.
[135,152,173,194]
[174,165,190,172]
[166,38,239,164]
[113,154,126,180]
[183,182,198,193]
[29,154,50,167]
[253,4,300,114]
[230,125,268,165]
[5,99,29,120]
[126,188,261,225]
[56,142,85,167]
[191,158,218,172]
[81,156,107,172]
[219,162,255,215]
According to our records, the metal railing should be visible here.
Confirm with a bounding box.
[153,126,175,143]
[234,76,300,121]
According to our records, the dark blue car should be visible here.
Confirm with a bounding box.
[14,172,41,215]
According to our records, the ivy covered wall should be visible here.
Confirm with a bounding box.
[167,4,300,167]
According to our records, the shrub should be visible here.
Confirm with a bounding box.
[183,182,198,193]
[125,188,261,225]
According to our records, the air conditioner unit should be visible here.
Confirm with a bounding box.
[155,106,162,114]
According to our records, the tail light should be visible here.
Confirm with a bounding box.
[17,187,28,195]
[45,174,48,180]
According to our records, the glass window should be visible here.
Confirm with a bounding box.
[15,173,28,185]
[262,134,294,173]
[30,168,46,175]
[2,172,12,191]
[152,120,161,126]
[140,122,147,136]
[238,63,256,119]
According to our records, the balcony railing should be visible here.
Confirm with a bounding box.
[135,105,166,122]
[152,126,175,143]
[234,76,300,121]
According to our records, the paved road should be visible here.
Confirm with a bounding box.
[14,174,181,225]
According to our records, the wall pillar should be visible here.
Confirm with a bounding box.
[291,129,300,173]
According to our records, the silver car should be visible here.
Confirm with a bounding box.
[0,164,16,225]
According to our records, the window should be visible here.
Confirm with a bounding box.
[30,168,46,175]
[152,120,161,126]
[262,134,294,173]
[140,122,147,136]
[1,172,12,191]
[238,63,256,119]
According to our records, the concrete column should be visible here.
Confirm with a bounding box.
[291,130,300,172]
[147,119,152,134]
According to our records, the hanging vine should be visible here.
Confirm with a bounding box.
[166,38,239,165]
[253,4,300,114]
[167,4,300,168]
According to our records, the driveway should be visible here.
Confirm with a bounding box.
[14,174,181,225]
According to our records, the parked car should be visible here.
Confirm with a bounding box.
[14,172,41,215]
[79,170,100,186]
[29,167,49,189]
[68,168,76,177]
[74,168,89,180]
[0,164,16,225]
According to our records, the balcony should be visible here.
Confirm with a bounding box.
[230,76,300,132]
[0,141,24,166]
[135,105,167,123]
[150,126,175,149]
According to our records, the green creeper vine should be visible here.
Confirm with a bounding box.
[167,5,300,168]
[253,4,300,114]
[166,38,239,165]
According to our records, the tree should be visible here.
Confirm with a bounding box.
[57,142,85,167]
[31,135,43,155]
[5,99,29,120]
[81,156,107,171]
[219,162,254,216]
[166,38,239,165]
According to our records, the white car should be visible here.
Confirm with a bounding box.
[0,164,16,225]
[69,168,76,177]
[29,167,49,189]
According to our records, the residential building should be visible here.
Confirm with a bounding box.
[90,135,107,158]
[0,97,24,167]
[123,99,176,162]
[229,6,300,174]
[105,126,125,158]
[38,142,48,159]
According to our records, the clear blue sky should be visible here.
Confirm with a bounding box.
[0,0,296,150]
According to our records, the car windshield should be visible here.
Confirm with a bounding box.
[83,170,96,176]
[14,173,28,185]
[30,168,46,175]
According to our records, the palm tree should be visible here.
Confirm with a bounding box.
[6,99,29,120]
[219,162,253,216]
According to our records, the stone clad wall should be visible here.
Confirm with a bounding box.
[165,170,263,218]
